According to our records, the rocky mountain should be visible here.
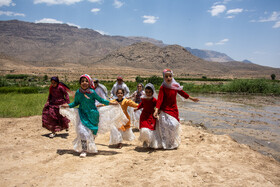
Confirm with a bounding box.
[0,20,162,65]
[185,47,234,62]
[0,20,279,78]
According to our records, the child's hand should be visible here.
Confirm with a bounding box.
[190,97,199,102]
[96,104,104,107]
[60,103,69,108]
[109,101,118,105]
[153,108,159,119]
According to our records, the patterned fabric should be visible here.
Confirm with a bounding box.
[137,97,157,130]
[79,74,95,94]
[156,86,189,121]
[42,84,70,132]
[68,88,110,135]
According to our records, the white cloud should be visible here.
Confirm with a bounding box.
[91,8,100,14]
[226,8,243,14]
[35,18,80,28]
[208,5,226,16]
[273,21,280,28]
[142,15,159,24]
[96,30,108,35]
[88,0,102,3]
[216,38,229,45]
[33,0,82,5]
[205,42,214,46]
[205,39,229,46]
[0,0,15,7]
[258,11,280,22]
[0,10,25,17]
[66,22,80,28]
[255,11,280,29]
[35,18,63,24]
[214,0,231,5]
[113,0,123,8]
[226,15,234,19]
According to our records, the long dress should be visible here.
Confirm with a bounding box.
[109,98,138,145]
[155,86,190,149]
[42,84,70,133]
[137,97,163,148]
[129,90,145,129]
[59,89,128,153]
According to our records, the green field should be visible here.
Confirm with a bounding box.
[0,74,279,118]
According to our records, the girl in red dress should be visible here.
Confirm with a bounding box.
[42,76,71,138]
[153,69,199,149]
[135,83,158,148]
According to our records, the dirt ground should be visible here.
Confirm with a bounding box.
[0,116,279,187]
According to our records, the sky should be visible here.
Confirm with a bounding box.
[0,0,280,68]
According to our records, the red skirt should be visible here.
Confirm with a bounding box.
[42,103,70,132]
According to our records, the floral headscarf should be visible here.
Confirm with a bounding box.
[79,74,95,94]
[162,69,183,91]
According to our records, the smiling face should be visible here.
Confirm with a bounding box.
[164,72,172,85]
[51,80,58,88]
[116,89,124,100]
[80,77,89,90]
[145,88,153,98]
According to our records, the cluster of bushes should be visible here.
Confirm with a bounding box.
[0,74,279,95]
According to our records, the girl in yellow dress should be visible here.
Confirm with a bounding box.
[110,88,139,148]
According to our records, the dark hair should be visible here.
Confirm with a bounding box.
[51,76,59,83]
[145,86,154,94]
[116,88,124,94]
[79,77,88,84]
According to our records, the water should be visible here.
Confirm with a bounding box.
[178,94,280,161]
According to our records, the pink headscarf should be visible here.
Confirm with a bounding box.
[79,74,95,94]
[162,69,183,91]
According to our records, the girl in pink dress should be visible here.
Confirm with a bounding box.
[153,69,199,149]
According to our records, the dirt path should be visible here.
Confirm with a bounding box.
[0,116,279,186]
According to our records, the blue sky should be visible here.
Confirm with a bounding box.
[0,0,280,68]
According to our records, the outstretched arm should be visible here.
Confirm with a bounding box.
[189,96,199,102]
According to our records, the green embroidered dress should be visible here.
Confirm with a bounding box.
[69,89,110,135]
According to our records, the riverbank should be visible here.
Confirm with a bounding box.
[179,94,280,162]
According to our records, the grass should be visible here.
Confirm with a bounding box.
[1,75,279,118]
[0,93,48,118]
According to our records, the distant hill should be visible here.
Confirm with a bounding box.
[185,47,234,62]
[0,20,162,65]
[242,59,253,63]
[0,20,279,78]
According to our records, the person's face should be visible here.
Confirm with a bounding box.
[51,80,58,87]
[117,79,123,84]
[80,77,89,90]
[94,81,98,88]
[116,90,124,99]
[137,84,143,91]
[164,72,172,85]
[145,88,153,97]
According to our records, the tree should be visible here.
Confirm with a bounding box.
[271,74,276,80]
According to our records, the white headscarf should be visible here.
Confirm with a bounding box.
[141,83,158,99]
[162,69,183,91]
